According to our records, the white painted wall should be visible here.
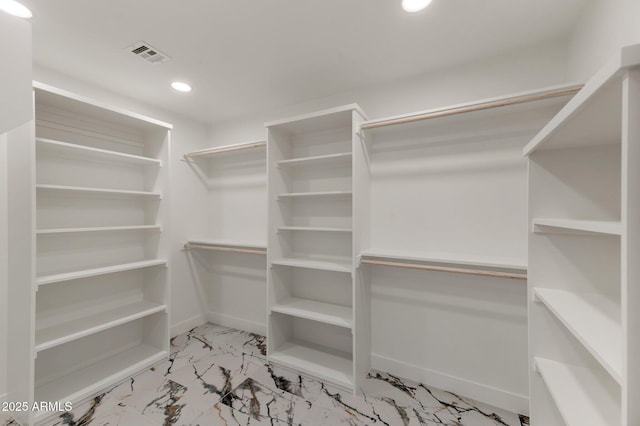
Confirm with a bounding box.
[32,66,211,337]
[568,0,640,81]
[0,137,7,402]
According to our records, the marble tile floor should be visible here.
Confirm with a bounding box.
[19,323,529,426]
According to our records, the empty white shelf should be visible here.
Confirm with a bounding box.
[34,344,167,410]
[36,184,161,198]
[533,218,622,236]
[36,138,161,166]
[535,358,620,426]
[277,152,352,168]
[269,341,353,389]
[278,226,352,233]
[37,225,161,235]
[534,288,621,382]
[277,191,352,200]
[186,239,267,250]
[37,259,168,286]
[36,301,167,352]
[360,248,527,272]
[271,257,351,273]
[271,298,352,328]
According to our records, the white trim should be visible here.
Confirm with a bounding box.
[371,353,529,415]
[170,314,206,338]
[0,393,6,403]
[205,311,266,336]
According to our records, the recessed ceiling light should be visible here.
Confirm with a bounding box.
[402,0,432,12]
[0,0,33,18]
[171,81,192,93]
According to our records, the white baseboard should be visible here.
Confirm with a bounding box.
[205,311,266,336]
[0,392,6,403]
[170,314,206,338]
[371,353,529,415]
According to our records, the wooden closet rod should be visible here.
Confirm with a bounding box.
[183,243,266,255]
[360,259,527,280]
[183,140,267,159]
[360,85,583,130]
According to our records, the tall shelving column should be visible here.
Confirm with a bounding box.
[26,82,172,425]
[266,104,369,392]
[525,44,640,426]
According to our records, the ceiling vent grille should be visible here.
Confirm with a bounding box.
[127,41,170,64]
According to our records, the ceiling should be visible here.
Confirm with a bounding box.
[25,0,589,125]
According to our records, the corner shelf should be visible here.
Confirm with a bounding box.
[271,298,352,329]
[277,191,352,200]
[534,288,621,382]
[269,341,354,390]
[277,152,352,168]
[36,138,161,166]
[271,257,351,273]
[36,259,168,286]
[36,225,162,235]
[36,301,166,352]
[278,226,352,233]
[36,184,161,198]
[535,357,620,426]
[532,218,622,236]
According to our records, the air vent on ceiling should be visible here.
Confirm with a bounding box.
[127,41,170,64]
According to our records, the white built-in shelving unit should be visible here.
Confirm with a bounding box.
[266,104,370,392]
[183,139,267,334]
[6,82,172,425]
[525,44,640,426]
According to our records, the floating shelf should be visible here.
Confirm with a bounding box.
[37,225,162,235]
[535,357,620,426]
[532,219,622,236]
[271,298,352,329]
[36,259,168,286]
[534,288,621,382]
[36,184,161,198]
[36,301,166,352]
[278,226,352,233]
[271,257,351,273]
[277,152,352,168]
[36,138,161,166]
[269,341,353,390]
[34,344,167,413]
[277,191,352,200]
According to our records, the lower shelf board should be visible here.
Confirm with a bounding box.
[36,259,168,286]
[269,340,353,390]
[36,301,167,352]
[271,257,351,273]
[271,298,352,329]
[534,357,620,426]
[34,344,167,417]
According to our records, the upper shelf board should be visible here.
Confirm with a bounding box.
[34,81,172,130]
[36,138,161,166]
[265,104,367,135]
[524,44,640,155]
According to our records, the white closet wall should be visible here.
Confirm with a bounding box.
[183,142,267,334]
[0,138,8,403]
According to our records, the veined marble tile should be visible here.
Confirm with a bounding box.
[0,413,20,426]
[190,323,267,358]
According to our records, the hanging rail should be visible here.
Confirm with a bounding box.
[183,140,267,159]
[360,85,583,130]
[360,259,527,280]
[184,243,266,255]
